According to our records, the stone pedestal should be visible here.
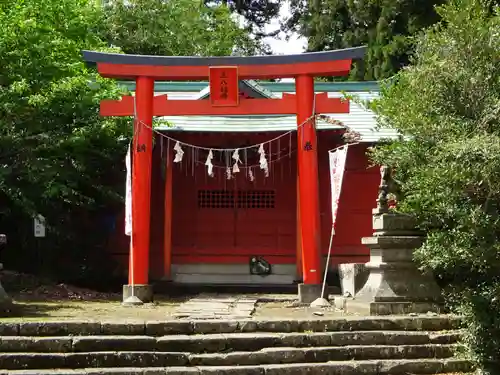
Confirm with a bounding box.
[298,283,322,304]
[338,263,369,297]
[122,284,153,304]
[350,213,442,315]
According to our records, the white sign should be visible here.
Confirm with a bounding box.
[34,214,46,238]
[329,145,349,232]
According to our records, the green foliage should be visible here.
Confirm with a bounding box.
[288,0,446,80]
[0,0,128,286]
[370,0,500,371]
[102,0,262,56]
[205,0,282,38]
[0,0,261,287]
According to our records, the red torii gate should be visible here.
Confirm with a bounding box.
[82,47,365,303]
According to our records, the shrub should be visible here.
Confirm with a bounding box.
[370,0,500,372]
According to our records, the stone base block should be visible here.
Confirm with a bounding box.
[122,284,153,304]
[338,263,369,297]
[355,267,442,303]
[298,283,323,304]
[370,301,444,315]
[372,213,420,235]
[344,299,444,316]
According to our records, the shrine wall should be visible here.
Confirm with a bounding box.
[106,132,379,282]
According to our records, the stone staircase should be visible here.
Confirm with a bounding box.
[0,316,472,374]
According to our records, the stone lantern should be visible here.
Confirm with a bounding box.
[351,166,442,315]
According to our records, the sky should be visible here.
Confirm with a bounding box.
[262,2,307,55]
[234,1,307,55]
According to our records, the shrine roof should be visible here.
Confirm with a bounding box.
[118,80,380,94]
[194,80,277,99]
[151,89,398,142]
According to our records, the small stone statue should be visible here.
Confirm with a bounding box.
[376,166,391,213]
[375,165,401,214]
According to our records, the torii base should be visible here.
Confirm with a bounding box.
[298,283,323,304]
[122,284,153,305]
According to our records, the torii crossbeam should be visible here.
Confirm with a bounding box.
[82,46,366,304]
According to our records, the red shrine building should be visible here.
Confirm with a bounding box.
[83,48,397,303]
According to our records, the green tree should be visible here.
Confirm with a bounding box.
[206,0,282,38]
[287,0,445,80]
[0,0,261,286]
[0,0,128,285]
[370,0,500,372]
[102,0,262,56]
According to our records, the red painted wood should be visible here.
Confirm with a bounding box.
[172,255,296,264]
[105,132,378,278]
[296,175,302,279]
[173,247,297,255]
[317,140,378,265]
[105,132,378,277]
[100,93,349,117]
[148,135,167,279]
[93,48,362,281]
[130,76,154,285]
[171,133,297,267]
[209,66,239,106]
[101,95,134,117]
[163,147,173,279]
[296,75,322,285]
[96,59,353,80]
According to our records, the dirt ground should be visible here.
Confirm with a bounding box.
[0,270,186,321]
[0,270,358,321]
[0,300,351,322]
[0,271,462,332]
[0,300,184,322]
[1,299,352,323]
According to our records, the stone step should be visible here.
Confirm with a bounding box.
[0,331,461,353]
[0,344,457,369]
[0,358,473,374]
[188,344,456,366]
[0,316,461,336]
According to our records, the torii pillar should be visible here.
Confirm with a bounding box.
[124,76,155,303]
[82,47,366,304]
[296,75,322,302]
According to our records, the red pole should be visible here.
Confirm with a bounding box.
[296,75,321,285]
[130,76,154,286]
[163,151,173,279]
[296,174,303,280]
